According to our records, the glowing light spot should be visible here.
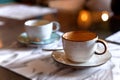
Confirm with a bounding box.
[80,11,89,22]
[101,12,109,21]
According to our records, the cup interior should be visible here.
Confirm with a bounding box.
[62,31,97,42]
[25,20,50,27]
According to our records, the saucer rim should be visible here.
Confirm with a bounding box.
[52,50,111,67]
[17,32,60,45]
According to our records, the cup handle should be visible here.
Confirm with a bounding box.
[95,39,107,55]
[52,21,60,32]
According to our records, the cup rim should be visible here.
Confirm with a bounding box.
[62,31,98,42]
[24,19,50,27]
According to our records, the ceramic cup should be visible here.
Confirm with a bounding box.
[24,19,60,42]
[62,31,107,63]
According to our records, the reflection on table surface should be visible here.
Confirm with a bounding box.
[0,3,120,80]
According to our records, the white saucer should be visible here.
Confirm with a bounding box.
[52,50,111,67]
[17,32,60,47]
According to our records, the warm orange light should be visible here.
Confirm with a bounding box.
[77,10,92,29]
[80,11,89,22]
[0,39,3,48]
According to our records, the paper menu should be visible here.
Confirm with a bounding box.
[106,31,120,43]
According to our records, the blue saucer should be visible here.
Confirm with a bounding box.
[17,32,61,45]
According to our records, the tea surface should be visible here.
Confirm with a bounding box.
[32,20,49,26]
[63,31,97,41]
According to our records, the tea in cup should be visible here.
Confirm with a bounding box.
[24,19,60,42]
[62,31,107,63]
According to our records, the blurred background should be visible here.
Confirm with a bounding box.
[0,0,120,39]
